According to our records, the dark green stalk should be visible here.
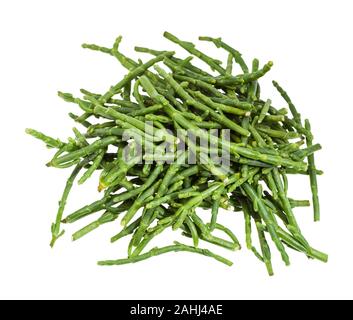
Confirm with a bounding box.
[135,46,212,76]
[239,198,253,250]
[247,58,259,102]
[98,242,233,266]
[271,168,300,230]
[121,180,162,226]
[153,66,250,137]
[242,183,290,266]
[99,51,174,104]
[185,216,199,247]
[191,213,240,251]
[111,218,142,243]
[28,34,326,274]
[132,207,159,246]
[256,125,301,139]
[63,196,110,224]
[276,228,327,262]
[71,201,132,241]
[272,81,301,124]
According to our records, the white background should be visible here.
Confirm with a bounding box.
[0,0,352,300]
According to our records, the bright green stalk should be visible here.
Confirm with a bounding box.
[132,79,145,107]
[191,91,251,116]
[86,127,124,138]
[210,97,253,110]
[25,128,66,149]
[226,53,233,75]
[247,58,259,102]
[50,155,95,247]
[69,112,92,128]
[248,124,266,148]
[156,151,186,197]
[49,136,118,167]
[78,148,106,184]
[82,43,112,55]
[291,144,322,162]
[264,115,285,122]
[57,92,94,113]
[227,168,260,193]
[198,36,249,73]
[115,164,163,203]
[289,199,310,208]
[111,36,138,70]
[164,32,226,74]
[209,223,241,250]
[128,104,163,117]
[170,164,197,179]
[174,74,223,98]
[72,128,89,147]
[209,198,221,232]
[173,183,222,230]
[305,119,320,221]
[258,99,271,123]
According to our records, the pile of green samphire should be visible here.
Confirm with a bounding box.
[26,32,327,275]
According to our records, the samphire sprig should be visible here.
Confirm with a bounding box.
[26,32,326,275]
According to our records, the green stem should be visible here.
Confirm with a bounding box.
[164,32,226,74]
[305,119,320,221]
[50,155,96,247]
[98,242,233,266]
